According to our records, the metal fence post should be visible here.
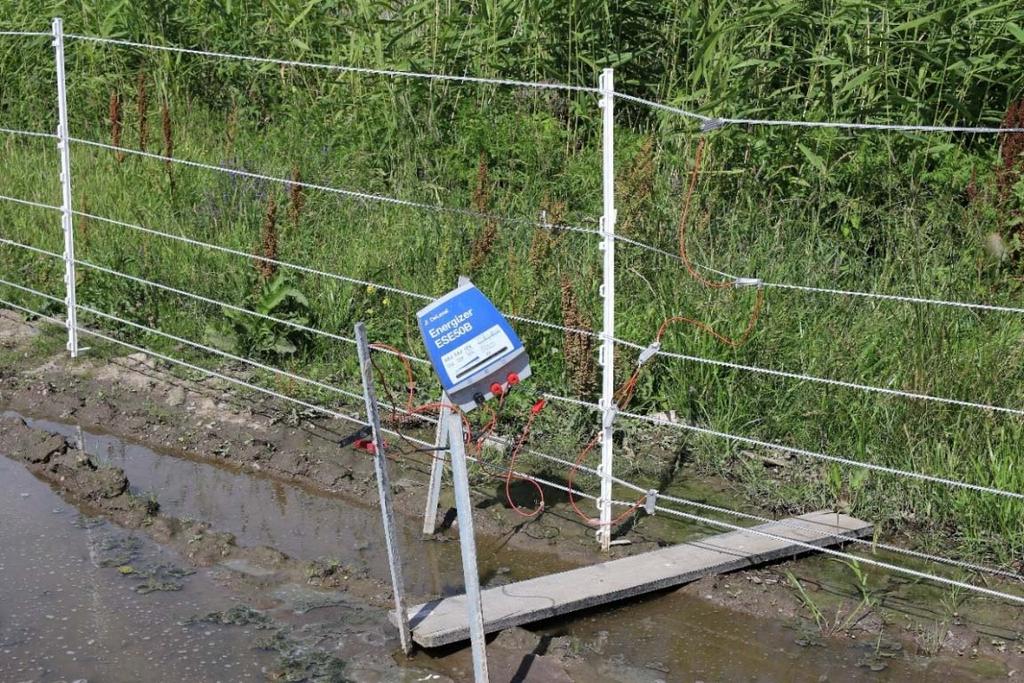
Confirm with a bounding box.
[422,394,451,534]
[355,322,412,655]
[597,67,617,550]
[447,412,489,682]
[52,17,78,358]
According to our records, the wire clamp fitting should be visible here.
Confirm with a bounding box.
[637,340,661,367]
[700,118,726,132]
[644,490,658,515]
[733,277,763,288]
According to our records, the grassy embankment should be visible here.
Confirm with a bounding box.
[1,2,1024,568]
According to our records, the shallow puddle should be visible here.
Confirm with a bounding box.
[419,574,951,682]
[0,455,276,682]
[530,591,933,682]
[13,412,471,599]
[2,410,1011,682]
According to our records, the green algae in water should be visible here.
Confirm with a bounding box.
[191,605,274,629]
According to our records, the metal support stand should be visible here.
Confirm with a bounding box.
[423,277,471,535]
[52,17,78,358]
[355,323,412,655]
[422,394,451,535]
[597,67,617,550]
[447,412,489,682]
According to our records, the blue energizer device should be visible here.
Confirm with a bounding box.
[416,280,531,412]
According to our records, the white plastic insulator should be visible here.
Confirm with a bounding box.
[637,341,661,367]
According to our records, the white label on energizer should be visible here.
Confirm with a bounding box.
[440,324,513,382]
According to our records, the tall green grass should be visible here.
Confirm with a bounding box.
[3,1,1023,126]
[1,2,1023,568]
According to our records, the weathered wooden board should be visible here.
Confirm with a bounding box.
[405,510,872,647]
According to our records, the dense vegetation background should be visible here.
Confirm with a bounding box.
[2,1,1024,568]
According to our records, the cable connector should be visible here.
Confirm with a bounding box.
[338,425,372,448]
[636,340,661,367]
[530,399,547,415]
[733,277,763,288]
[354,437,388,454]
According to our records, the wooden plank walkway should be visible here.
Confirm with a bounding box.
[405,510,872,647]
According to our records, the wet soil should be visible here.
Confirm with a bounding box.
[2,312,1024,681]
[0,453,272,682]
[7,417,981,683]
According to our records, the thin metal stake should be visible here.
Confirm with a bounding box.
[422,393,451,535]
[355,322,412,655]
[597,67,617,550]
[52,17,78,358]
[447,413,489,682]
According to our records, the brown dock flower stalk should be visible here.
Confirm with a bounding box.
[560,277,595,395]
[998,100,1024,202]
[257,196,279,280]
[108,91,124,163]
[994,100,1024,252]
[288,165,304,230]
[469,152,498,271]
[618,137,655,235]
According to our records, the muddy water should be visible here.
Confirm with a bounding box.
[19,412,453,597]
[10,412,568,602]
[527,593,934,682]
[0,455,277,682]
[2,412,990,682]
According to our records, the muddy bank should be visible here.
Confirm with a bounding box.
[2,395,1021,681]
[0,417,584,682]
[0,411,605,683]
[0,344,615,565]
[5,409,579,602]
[3,313,1024,681]
[0,413,394,602]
